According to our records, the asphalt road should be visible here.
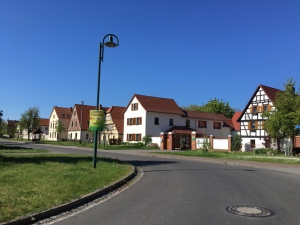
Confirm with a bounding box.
[2,141,300,225]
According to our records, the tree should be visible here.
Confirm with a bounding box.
[0,119,7,137]
[142,135,152,146]
[231,134,242,151]
[182,98,235,119]
[55,120,66,141]
[0,110,3,126]
[263,78,300,154]
[19,107,40,140]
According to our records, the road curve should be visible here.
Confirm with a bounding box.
[2,141,300,225]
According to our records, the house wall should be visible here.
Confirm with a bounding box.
[100,112,123,144]
[123,97,147,142]
[239,87,276,151]
[49,110,69,141]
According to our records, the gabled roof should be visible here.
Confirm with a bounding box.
[73,104,97,130]
[260,84,281,102]
[52,106,72,119]
[124,94,184,115]
[39,118,49,126]
[183,110,228,121]
[106,106,125,134]
[73,104,109,130]
[165,126,198,134]
[237,84,281,122]
[231,111,242,131]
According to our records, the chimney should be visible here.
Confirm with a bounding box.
[70,107,73,111]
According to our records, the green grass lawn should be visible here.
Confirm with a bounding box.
[38,140,159,150]
[0,145,133,223]
[156,150,300,164]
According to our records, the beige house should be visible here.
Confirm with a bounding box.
[67,104,96,142]
[101,106,125,145]
[49,106,72,141]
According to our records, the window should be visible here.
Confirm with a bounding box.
[155,117,159,125]
[62,114,65,117]
[136,134,141,141]
[86,134,89,139]
[127,134,132,141]
[71,122,73,127]
[213,122,221,129]
[252,106,258,114]
[70,133,72,139]
[73,111,76,116]
[129,118,133,125]
[198,121,207,128]
[249,122,257,131]
[45,127,48,131]
[75,121,77,126]
[53,115,55,119]
[131,103,138,111]
[250,140,255,148]
[169,119,173,126]
[75,133,77,139]
[186,119,190,127]
[262,105,269,112]
[136,117,142,125]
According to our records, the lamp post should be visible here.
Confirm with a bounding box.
[93,34,119,168]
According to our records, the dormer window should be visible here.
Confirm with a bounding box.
[62,114,65,117]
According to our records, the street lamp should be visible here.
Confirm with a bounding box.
[93,34,119,168]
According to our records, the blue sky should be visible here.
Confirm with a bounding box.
[1,0,300,120]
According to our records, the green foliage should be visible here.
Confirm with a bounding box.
[0,110,3,127]
[254,148,270,155]
[19,107,40,140]
[0,119,7,136]
[182,98,235,118]
[231,134,242,151]
[263,77,300,153]
[55,120,66,141]
[199,139,210,153]
[142,135,152,145]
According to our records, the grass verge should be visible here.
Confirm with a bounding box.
[0,153,132,223]
[156,150,300,164]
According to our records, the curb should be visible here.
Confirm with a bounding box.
[1,166,138,225]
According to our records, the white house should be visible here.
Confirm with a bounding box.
[236,84,282,151]
[49,106,72,141]
[123,94,234,149]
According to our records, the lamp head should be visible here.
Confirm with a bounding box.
[104,35,118,47]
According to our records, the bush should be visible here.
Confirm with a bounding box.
[142,135,152,146]
[231,134,242,151]
[254,148,271,155]
[150,143,159,148]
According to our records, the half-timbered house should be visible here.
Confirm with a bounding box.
[237,84,281,151]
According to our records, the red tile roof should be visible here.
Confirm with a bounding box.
[231,111,242,131]
[53,106,73,119]
[237,84,281,122]
[125,94,184,115]
[74,104,98,130]
[260,84,281,102]
[107,106,125,134]
[39,118,49,126]
[183,110,228,121]
[165,126,198,134]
